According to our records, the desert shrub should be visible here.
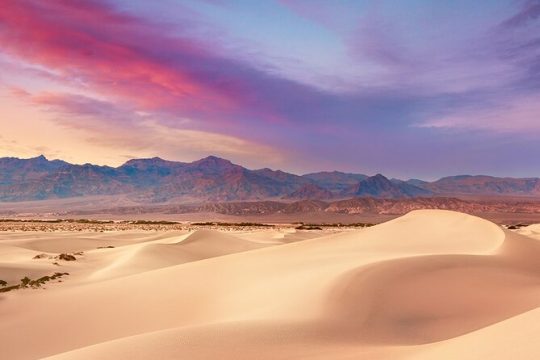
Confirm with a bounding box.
[131,220,178,225]
[295,225,323,230]
[20,277,31,288]
[507,223,528,230]
[0,272,70,293]
[0,285,20,293]
[65,219,114,224]
[294,223,373,229]
[51,272,69,279]
[191,222,215,226]
[57,253,76,261]
[192,221,273,227]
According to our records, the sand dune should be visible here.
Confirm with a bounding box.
[0,210,538,359]
[0,242,59,283]
[87,229,273,281]
[2,231,181,253]
[516,223,540,241]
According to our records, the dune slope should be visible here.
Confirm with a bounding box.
[0,210,538,360]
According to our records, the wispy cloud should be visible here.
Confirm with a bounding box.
[416,95,540,133]
[500,0,540,28]
[10,89,284,166]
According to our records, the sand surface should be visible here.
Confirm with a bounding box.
[0,210,539,359]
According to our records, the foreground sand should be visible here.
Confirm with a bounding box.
[0,210,539,359]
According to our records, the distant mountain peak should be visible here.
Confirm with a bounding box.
[196,155,231,163]
[191,155,235,168]
[343,173,430,199]
[357,174,393,189]
[26,154,51,164]
[370,173,389,181]
[122,157,170,166]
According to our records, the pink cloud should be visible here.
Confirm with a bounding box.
[0,0,293,125]
[6,88,285,166]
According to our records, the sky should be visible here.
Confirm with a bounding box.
[0,0,539,180]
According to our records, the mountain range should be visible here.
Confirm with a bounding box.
[1,155,540,202]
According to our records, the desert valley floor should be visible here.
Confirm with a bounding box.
[1,210,539,359]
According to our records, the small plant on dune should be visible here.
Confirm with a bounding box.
[30,276,52,288]
[131,220,178,225]
[507,223,528,230]
[56,253,77,261]
[0,272,70,293]
[295,225,323,230]
[0,285,20,293]
[191,221,274,227]
[20,277,31,288]
[33,253,53,260]
[51,272,69,279]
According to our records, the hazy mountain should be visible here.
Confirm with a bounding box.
[423,175,540,196]
[283,183,333,200]
[0,155,303,202]
[405,178,430,188]
[0,155,69,185]
[0,155,539,202]
[0,157,125,201]
[301,171,368,192]
[67,197,540,219]
[342,174,432,199]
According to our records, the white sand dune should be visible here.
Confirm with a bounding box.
[2,231,182,253]
[0,231,186,284]
[516,223,540,241]
[233,228,326,244]
[86,229,273,281]
[0,242,59,283]
[0,210,538,359]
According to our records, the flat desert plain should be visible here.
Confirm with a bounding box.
[1,210,539,359]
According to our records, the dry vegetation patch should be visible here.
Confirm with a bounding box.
[0,272,69,293]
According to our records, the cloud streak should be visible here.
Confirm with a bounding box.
[0,0,350,128]
[9,89,283,166]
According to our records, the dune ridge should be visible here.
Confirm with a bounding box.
[0,210,538,359]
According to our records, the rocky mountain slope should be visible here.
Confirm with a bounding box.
[1,155,539,202]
